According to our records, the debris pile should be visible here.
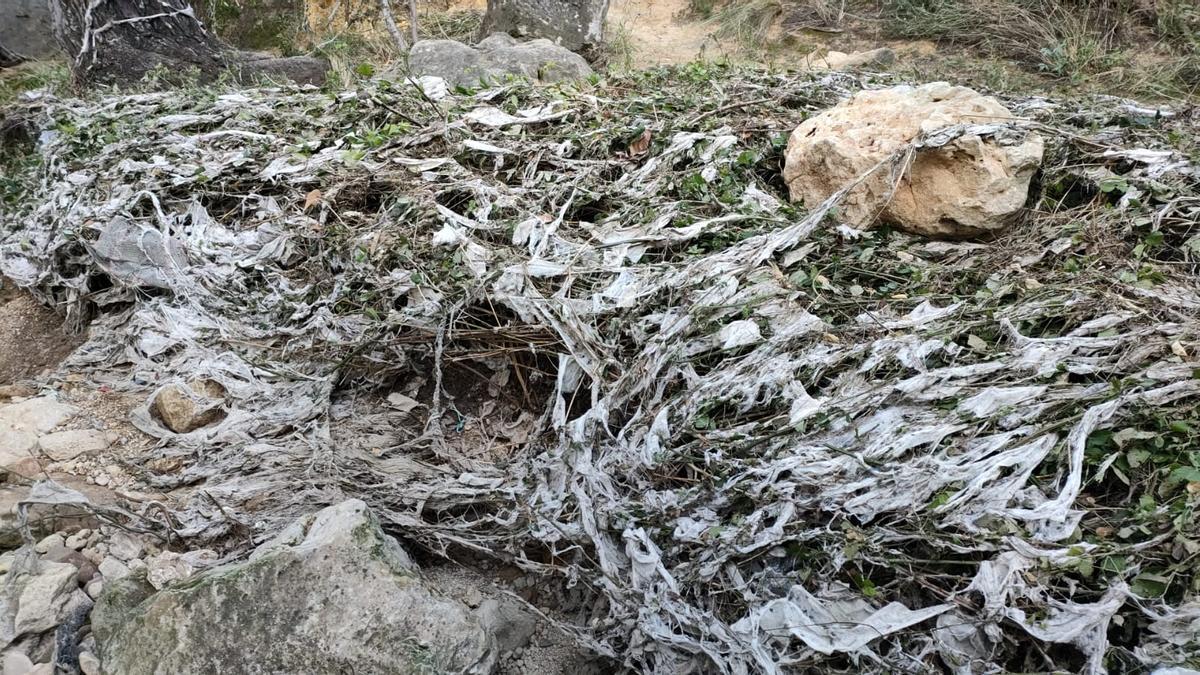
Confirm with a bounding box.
[1,66,1198,673]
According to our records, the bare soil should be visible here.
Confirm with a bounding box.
[0,279,82,385]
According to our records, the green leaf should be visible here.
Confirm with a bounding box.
[1076,557,1094,578]
[1165,466,1200,490]
[1131,572,1169,598]
[1126,448,1151,468]
[854,575,878,598]
[1101,556,1127,574]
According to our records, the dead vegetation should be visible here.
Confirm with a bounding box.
[1,62,1199,672]
[691,0,1199,99]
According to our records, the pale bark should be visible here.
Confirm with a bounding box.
[378,0,408,52]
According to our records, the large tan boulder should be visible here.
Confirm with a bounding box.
[783,82,1044,238]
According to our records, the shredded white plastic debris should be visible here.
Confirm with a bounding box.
[1,70,1197,674]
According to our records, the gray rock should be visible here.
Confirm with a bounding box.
[0,430,37,474]
[478,598,537,653]
[37,431,109,463]
[476,33,519,51]
[409,34,593,89]
[3,651,34,675]
[93,499,497,674]
[97,558,130,582]
[63,531,89,551]
[409,40,488,89]
[77,651,100,675]
[13,562,77,636]
[0,0,59,59]
[0,399,76,435]
[32,536,62,556]
[233,52,329,87]
[105,533,143,563]
[40,545,97,585]
[485,38,594,84]
[481,0,610,54]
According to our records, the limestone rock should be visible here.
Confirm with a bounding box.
[37,431,108,462]
[804,47,896,71]
[93,499,497,674]
[409,34,593,88]
[13,562,77,636]
[31,536,62,556]
[2,651,34,675]
[97,558,130,582]
[0,399,75,435]
[479,599,537,653]
[0,432,39,480]
[151,380,227,434]
[783,82,1044,238]
[233,52,328,87]
[77,652,100,675]
[41,545,98,585]
[106,533,144,562]
[481,0,610,54]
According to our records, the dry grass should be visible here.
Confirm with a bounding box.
[873,0,1199,97]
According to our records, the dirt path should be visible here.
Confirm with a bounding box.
[608,0,732,67]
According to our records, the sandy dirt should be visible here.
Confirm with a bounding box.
[0,280,83,386]
[608,0,732,67]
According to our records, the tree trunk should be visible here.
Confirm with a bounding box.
[49,0,327,86]
[481,0,610,55]
[0,39,26,69]
[50,0,227,84]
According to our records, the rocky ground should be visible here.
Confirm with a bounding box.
[0,282,597,674]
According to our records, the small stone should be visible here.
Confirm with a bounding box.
[107,532,144,561]
[14,562,78,635]
[2,651,34,675]
[38,430,109,462]
[85,579,104,599]
[462,586,483,608]
[98,557,130,581]
[42,545,99,584]
[151,381,227,434]
[77,652,100,675]
[65,531,89,550]
[34,534,64,554]
[27,665,53,675]
[93,474,110,487]
[81,548,104,565]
